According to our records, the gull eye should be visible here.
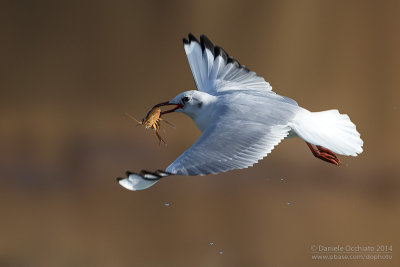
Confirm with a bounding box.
[182,96,190,103]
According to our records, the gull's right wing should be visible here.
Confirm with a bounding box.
[183,34,273,94]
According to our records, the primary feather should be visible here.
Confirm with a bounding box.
[183,34,272,94]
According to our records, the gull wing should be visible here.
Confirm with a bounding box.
[183,34,273,94]
[116,118,291,190]
[166,119,291,176]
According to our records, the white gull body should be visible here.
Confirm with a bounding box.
[118,34,363,191]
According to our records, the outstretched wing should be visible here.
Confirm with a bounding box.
[183,34,273,94]
[166,119,291,176]
[117,117,289,190]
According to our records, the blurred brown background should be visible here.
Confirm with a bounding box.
[1,0,399,266]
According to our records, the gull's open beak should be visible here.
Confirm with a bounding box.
[153,101,183,115]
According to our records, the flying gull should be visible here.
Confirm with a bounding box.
[117,34,363,191]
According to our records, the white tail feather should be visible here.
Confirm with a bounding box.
[290,109,363,156]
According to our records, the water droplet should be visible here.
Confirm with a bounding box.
[287,202,291,206]
[164,202,170,207]
[218,250,224,255]
[209,242,214,246]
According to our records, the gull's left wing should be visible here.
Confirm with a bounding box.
[166,119,291,176]
[117,118,291,191]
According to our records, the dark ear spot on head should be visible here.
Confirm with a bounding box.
[198,102,203,108]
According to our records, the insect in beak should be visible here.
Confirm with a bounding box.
[153,101,183,115]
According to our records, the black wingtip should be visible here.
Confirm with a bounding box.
[116,177,123,182]
[185,33,251,73]
[125,171,133,176]
[200,34,215,56]
[214,46,228,62]
[188,33,198,43]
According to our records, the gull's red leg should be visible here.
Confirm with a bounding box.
[316,145,337,156]
[306,142,341,165]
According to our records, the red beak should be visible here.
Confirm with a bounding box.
[153,101,183,115]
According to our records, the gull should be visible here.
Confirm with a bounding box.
[118,34,363,191]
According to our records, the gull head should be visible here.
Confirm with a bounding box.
[154,90,217,131]
[169,90,207,115]
[154,90,212,116]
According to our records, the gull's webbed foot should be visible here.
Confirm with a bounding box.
[306,142,341,165]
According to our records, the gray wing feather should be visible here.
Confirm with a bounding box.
[166,120,291,176]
